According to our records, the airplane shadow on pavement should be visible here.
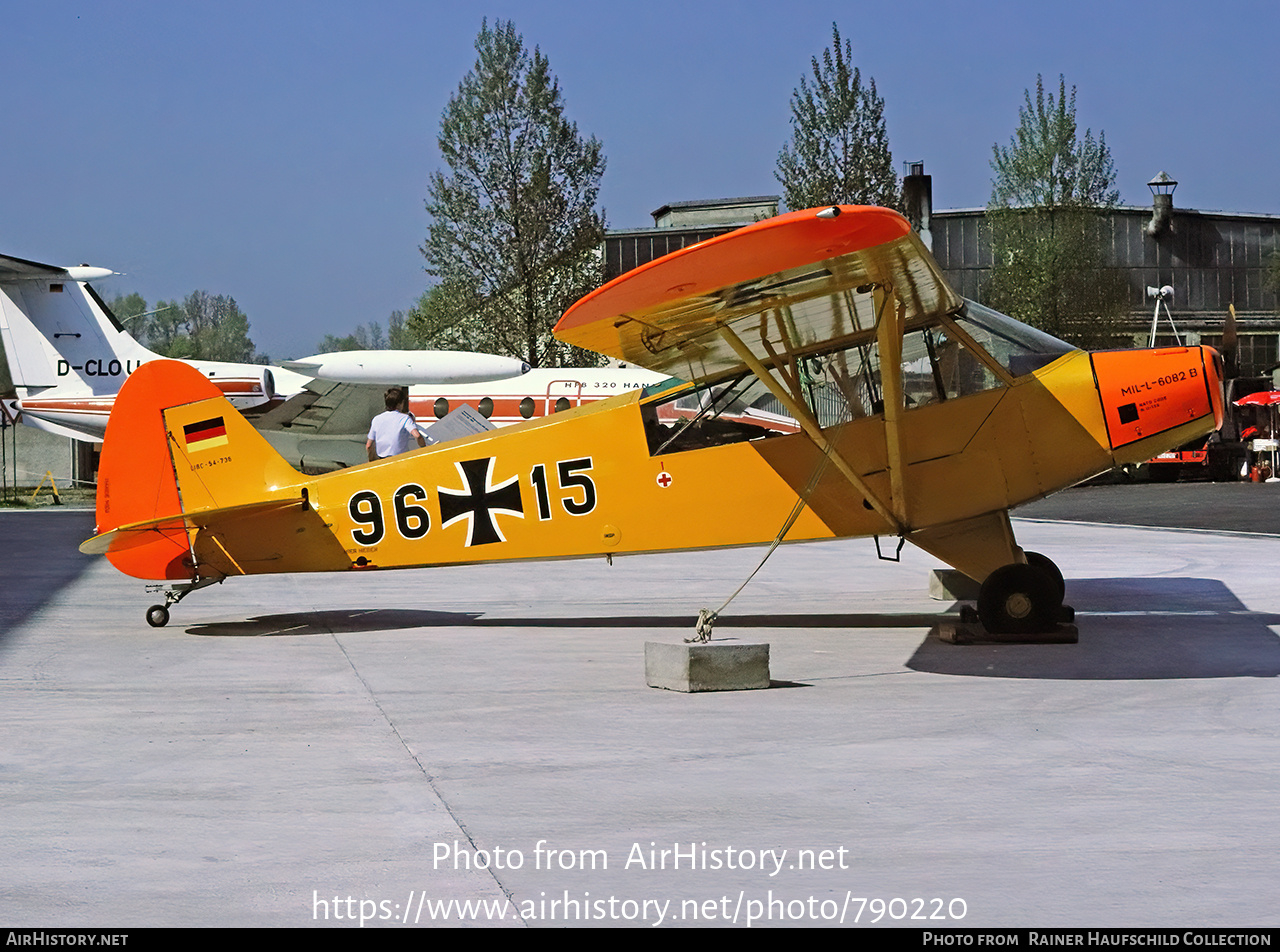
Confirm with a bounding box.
[182,577,1280,681]
[185,608,485,637]
[184,609,958,638]
[907,577,1280,680]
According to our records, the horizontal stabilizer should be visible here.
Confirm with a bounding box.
[0,252,114,283]
[82,495,351,576]
[81,496,312,555]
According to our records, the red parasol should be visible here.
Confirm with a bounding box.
[1234,391,1280,407]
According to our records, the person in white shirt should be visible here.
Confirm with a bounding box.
[366,387,427,460]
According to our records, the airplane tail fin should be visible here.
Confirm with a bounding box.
[93,359,309,580]
[0,254,154,393]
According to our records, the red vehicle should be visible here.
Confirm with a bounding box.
[1144,377,1273,481]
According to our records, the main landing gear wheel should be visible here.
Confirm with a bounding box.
[146,604,170,628]
[977,563,1061,634]
[1023,551,1065,603]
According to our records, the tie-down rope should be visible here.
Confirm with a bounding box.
[689,436,839,642]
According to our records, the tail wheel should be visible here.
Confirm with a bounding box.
[978,563,1060,634]
[146,604,170,628]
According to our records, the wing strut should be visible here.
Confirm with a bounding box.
[874,286,909,528]
[936,314,1015,386]
[716,322,904,535]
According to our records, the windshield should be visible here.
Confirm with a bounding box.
[953,299,1074,377]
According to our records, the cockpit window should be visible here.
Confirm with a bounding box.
[642,372,798,456]
[638,298,1071,456]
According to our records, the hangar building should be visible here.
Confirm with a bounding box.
[604,175,1280,378]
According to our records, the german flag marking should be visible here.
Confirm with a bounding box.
[183,417,228,451]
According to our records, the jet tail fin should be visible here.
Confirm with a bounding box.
[0,254,152,392]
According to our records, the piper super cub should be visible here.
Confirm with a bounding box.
[81,206,1223,634]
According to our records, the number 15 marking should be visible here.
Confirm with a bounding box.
[530,457,597,520]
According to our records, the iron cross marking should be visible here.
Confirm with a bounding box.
[437,457,524,546]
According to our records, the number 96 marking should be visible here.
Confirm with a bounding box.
[348,482,430,546]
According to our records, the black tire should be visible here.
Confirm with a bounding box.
[978,563,1060,634]
[1023,551,1066,604]
[146,604,170,628]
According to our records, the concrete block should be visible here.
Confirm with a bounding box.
[645,641,770,692]
[929,568,981,601]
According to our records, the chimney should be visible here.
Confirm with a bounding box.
[1145,171,1177,238]
[902,161,932,251]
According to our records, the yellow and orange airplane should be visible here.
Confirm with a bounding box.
[81,206,1223,634]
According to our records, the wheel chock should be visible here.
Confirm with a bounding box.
[933,619,1079,645]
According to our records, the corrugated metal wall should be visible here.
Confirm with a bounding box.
[604,228,730,282]
[932,207,1280,315]
[931,207,1280,374]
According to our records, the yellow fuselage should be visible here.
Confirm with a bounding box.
[125,343,1217,586]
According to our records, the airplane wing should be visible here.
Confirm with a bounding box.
[554,205,962,383]
[247,379,385,473]
[253,379,384,435]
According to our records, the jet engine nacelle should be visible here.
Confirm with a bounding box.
[280,350,530,386]
[209,365,279,410]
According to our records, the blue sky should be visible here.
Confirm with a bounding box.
[1,0,1275,358]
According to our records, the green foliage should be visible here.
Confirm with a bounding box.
[406,279,478,354]
[144,300,188,356]
[387,310,411,349]
[407,266,603,367]
[983,209,1128,349]
[107,292,148,328]
[985,75,1126,348]
[113,291,259,362]
[1266,251,1280,297]
[315,333,362,353]
[990,75,1118,209]
[775,23,899,211]
[315,311,411,354]
[415,19,607,368]
[181,291,256,362]
[317,321,385,354]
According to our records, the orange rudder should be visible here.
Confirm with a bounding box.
[94,359,303,579]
